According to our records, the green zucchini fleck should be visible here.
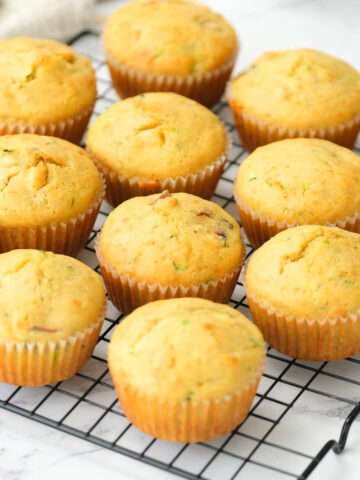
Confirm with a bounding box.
[249,337,261,348]
[185,390,195,402]
[173,262,188,272]
[53,345,61,362]
[153,50,165,59]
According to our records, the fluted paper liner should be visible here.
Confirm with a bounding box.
[88,128,231,207]
[0,174,105,257]
[227,84,360,152]
[96,235,246,314]
[245,283,360,361]
[105,49,237,108]
[111,358,264,443]
[235,193,360,249]
[0,299,107,386]
[0,103,94,145]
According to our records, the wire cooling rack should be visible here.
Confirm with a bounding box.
[1,29,360,480]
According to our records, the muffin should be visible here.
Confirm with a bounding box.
[108,297,265,442]
[227,48,360,151]
[0,36,96,144]
[245,225,360,361]
[87,92,229,206]
[235,138,360,248]
[103,0,238,107]
[96,192,245,313]
[0,134,105,256]
[0,249,106,386]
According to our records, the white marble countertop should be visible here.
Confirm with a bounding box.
[2,1,360,479]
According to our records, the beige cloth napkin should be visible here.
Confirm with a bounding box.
[0,0,96,42]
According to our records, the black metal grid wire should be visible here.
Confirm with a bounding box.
[0,29,360,480]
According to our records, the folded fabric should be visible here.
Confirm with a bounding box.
[0,0,96,42]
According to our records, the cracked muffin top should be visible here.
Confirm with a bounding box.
[103,0,237,76]
[0,249,105,342]
[245,225,360,319]
[86,92,227,181]
[0,36,96,125]
[235,138,360,225]
[0,134,103,227]
[229,48,360,129]
[99,192,244,286]
[108,298,264,401]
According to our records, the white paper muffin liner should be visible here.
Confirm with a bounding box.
[0,298,107,386]
[227,83,360,152]
[111,357,265,443]
[88,128,231,207]
[0,102,95,145]
[95,235,246,314]
[235,193,360,249]
[0,173,105,257]
[245,282,360,362]
[105,49,238,108]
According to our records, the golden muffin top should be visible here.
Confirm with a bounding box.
[0,134,103,228]
[99,192,244,286]
[103,0,237,76]
[0,249,105,342]
[108,298,265,401]
[87,92,227,180]
[235,138,360,225]
[229,49,360,129]
[246,225,360,319]
[0,36,96,125]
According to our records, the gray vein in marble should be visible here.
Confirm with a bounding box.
[52,447,103,466]
[293,400,359,421]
